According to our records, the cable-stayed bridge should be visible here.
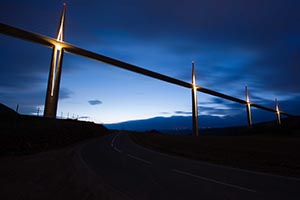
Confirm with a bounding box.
[0,4,293,136]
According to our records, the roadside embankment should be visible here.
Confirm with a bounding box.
[130,131,300,178]
[0,113,108,156]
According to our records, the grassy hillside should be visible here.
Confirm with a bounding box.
[130,123,300,178]
[0,103,108,156]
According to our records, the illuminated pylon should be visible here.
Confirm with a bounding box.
[44,4,66,118]
[245,86,253,128]
[275,98,281,125]
[191,61,199,136]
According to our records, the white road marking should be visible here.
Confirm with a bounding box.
[131,136,300,182]
[114,147,123,153]
[111,134,118,147]
[172,169,257,193]
[127,154,152,165]
[111,134,123,153]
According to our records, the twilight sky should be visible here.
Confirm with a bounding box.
[0,0,299,127]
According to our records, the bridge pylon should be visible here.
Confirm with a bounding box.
[44,4,66,118]
[245,86,253,128]
[275,98,281,125]
[191,61,199,136]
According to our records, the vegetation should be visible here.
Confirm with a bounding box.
[0,103,108,156]
[130,122,300,178]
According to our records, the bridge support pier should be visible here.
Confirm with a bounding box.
[245,86,253,128]
[191,61,199,136]
[44,47,64,118]
[275,98,281,125]
[44,4,66,118]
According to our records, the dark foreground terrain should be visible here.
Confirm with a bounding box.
[0,103,108,156]
[130,122,300,178]
[0,103,119,200]
[1,103,300,199]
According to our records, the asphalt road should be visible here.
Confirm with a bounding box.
[81,133,300,200]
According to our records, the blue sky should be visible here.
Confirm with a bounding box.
[1,0,299,127]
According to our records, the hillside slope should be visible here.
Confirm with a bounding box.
[0,103,108,156]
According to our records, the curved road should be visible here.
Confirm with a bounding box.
[81,133,300,200]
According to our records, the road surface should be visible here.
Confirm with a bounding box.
[81,133,300,200]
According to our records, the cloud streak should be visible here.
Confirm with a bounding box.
[88,99,102,106]
[0,0,299,125]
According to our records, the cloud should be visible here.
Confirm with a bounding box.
[88,99,102,105]
[160,112,170,115]
[0,89,45,114]
[59,88,73,100]
[1,0,299,122]
[0,38,50,90]
[278,94,300,115]
[174,111,192,115]
[0,86,73,115]
[244,41,300,93]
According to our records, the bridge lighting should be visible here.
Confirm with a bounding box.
[245,86,253,128]
[44,3,66,118]
[50,46,64,96]
[56,3,66,42]
[50,47,57,96]
[191,61,199,136]
[275,98,281,125]
[55,43,62,50]
[1,4,294,122]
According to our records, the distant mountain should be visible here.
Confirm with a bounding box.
[105,115,246,132]
[106,116,191,132]
[105,113,300,136]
